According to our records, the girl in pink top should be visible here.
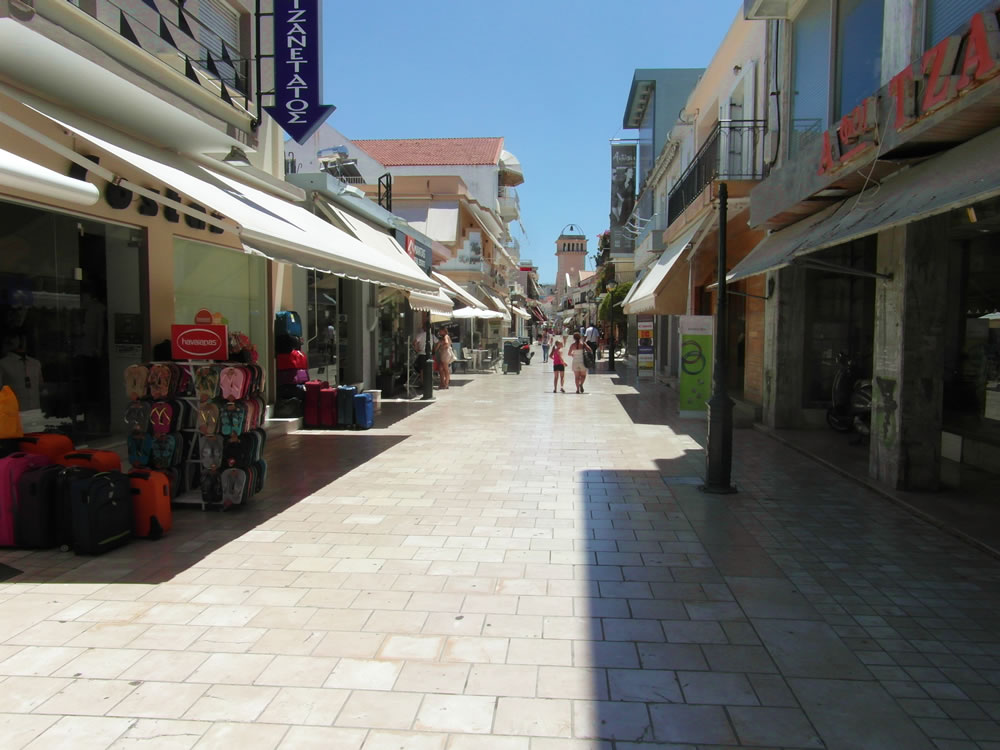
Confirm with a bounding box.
[550,340,567,393]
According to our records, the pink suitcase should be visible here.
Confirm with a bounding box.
[0,452,52,546]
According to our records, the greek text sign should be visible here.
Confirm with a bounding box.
[264,0,335,144]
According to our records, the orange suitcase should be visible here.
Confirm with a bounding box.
[59,450,122,473]
[128,469,172,538]
[20,433,74,461]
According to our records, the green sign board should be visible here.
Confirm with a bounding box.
[678,315,712,417]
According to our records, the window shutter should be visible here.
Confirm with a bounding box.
[926,0,992,48]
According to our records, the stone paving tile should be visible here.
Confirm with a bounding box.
[2,364,1000,748]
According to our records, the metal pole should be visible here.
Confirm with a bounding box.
[703,183,736,494]
[421,312,434,400]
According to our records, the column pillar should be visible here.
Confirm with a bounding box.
[762,264,806,428]
[870,217,949,490]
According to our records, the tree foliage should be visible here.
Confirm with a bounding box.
[598,282,632,326]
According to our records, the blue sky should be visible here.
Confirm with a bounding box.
[321,0,742,284]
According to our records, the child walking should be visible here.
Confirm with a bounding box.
[550,340,567,393]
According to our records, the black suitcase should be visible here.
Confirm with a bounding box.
[71,472,133,555]
[54,466,97,548]
[15,464,63,548]
[337,385,357,428]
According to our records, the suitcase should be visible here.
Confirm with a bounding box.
[53,466,97,548]
[19,433,74,461]
[353,393,374,430]
[71,471,132,555]
[59,450,122,473]
[337,385,357,428]
[304,380,328,428]
[0,452,52,546]
[16,464,63,548]
[129,470,172,539]
[320,387,338,428]
[0,438,22,458]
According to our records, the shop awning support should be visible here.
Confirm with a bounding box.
[794,258,893,281]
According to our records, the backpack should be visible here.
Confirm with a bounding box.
[124,400,152,435]
[0,386,24,439]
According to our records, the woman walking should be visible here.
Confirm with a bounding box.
[550,339,567,393]
[433,327,454,389]
[568,332,592,393]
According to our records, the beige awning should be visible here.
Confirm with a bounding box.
[728,123,1000,282]
[511,305,532,320]
[408,289,454,316]
[623,218,707,315]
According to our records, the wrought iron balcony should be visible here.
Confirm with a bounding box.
[68,0,252,110]
[667,119,766,227]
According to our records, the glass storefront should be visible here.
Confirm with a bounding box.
[304,269,341,382]
[173,239,267,351]
[0,201,145,443]
[376,288,410,395]
[800,237,876,406]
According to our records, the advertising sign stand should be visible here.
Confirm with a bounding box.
[703,183,737,494]
[636,315,655,381]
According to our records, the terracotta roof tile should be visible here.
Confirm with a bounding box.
[352,137,504,167]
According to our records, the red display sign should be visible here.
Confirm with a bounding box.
[819,9,1000,175]
[194,308,214,325]
[171,324,228,360]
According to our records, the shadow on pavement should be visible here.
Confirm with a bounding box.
[0,432,407,586]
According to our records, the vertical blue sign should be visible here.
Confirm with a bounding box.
[264,0,335,144]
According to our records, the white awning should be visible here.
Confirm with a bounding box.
[479,287,512,322]
[431,271,488,310]
[623,218,707,315]
[408,289,454,316]
[0,147,99,206]
[452,307,504,320]
[7,97,437,293]
[499,149,524,186]
[511,305,532,320]
[316,198,421,266]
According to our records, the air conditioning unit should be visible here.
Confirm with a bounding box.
[744,0,793,19]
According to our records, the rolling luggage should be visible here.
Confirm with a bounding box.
[0,452,52,546]
[353,393,374,430]
[54,466,97,547]
[15,464,62,548]
[59,450,122,473]
[71,471,132,555]
[336,385,357,428]
[304,380,327,428]
[19,433,74,461]
[129,470,172,539]
[320,387,338,428]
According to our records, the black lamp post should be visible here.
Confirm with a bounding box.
[605,279,617,372]
[703,183,736,493]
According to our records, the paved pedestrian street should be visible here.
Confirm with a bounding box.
[2,360,1000,750]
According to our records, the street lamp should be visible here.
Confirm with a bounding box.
[605,279,618,372]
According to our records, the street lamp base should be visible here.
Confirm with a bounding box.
[421,360,435,401]
[699,482,737,494]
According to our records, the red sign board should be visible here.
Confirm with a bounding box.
[819,9,1000,175]
[171,324,228,360]
[194,308,214,325]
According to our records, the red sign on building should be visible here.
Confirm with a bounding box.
[171,324,229,360]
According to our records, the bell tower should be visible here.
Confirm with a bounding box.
[555,224,587,296]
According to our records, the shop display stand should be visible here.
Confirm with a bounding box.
[171,361,211,510]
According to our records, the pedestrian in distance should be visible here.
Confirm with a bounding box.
[433,327,454,390]
[568,332,592,393]
[540,330,551,363]
[550,339,567,393]
[585,322,600,364]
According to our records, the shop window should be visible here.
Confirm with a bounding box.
[801,237,876,407]
[0,202,145,443]
[925,0,992,49]
[305,270,340,372]
[173,240,267,356]
[790,0,832,156]
[835,0,884,119]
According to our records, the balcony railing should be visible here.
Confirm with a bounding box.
[498,185,520,221]
[69,0,252,109]
[667,119,766,227]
